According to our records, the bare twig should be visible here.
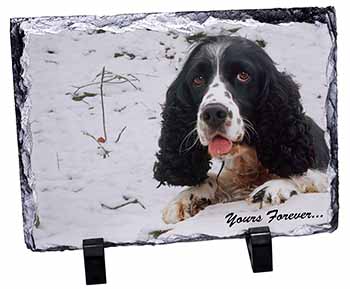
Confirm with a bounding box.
[72,81,102,95]
[105,80,132,85]
[82,99,91,106]
[45,60,59,64]
[56,152,60,170]
[127,73,140,81]
[71,72,139,95]
[114,74,139,90]
[100,66,107,141]
[132,72,159,78]
[115,126,127,143]
[115,105,127,113]
[82,131,111,158]
[93,70,110,81]
[122,195,146,209]
[101,195,146,210]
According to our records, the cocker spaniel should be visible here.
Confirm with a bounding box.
[154,36,329,224]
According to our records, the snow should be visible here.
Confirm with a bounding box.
[23,16,333,250]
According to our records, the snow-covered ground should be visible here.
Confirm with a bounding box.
[23,15,333,250]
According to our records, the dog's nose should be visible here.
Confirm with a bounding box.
[201,104,228,128]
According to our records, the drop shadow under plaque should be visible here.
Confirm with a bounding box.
[11,7,338,252]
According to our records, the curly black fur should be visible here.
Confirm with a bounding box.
[249,47,329,176]
[153,61,212,186]
[254,70,315,177]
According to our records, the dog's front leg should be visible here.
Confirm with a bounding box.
[162,174,218,224]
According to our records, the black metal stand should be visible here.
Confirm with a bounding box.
[246,226,273,273]
[83,238,107,285]
[81,228,272,284]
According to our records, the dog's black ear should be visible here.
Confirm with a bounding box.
[153,73,211,187]
[255,70,315,177]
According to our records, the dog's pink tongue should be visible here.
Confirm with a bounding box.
[208,136,232,157]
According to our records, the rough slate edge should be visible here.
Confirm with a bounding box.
[9,6,338,252]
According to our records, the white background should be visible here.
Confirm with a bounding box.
[0,0,348,288]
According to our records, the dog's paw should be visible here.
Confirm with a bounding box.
[162,195,192,224]
[162,178,217,224]
[162,191,214,224]
[248,179,300,208]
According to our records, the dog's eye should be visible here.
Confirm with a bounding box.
[237,72,250,82]
[192,75,206,87]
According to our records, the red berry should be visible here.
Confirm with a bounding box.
[97,137,106,143]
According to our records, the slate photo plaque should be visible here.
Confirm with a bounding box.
[11,6,338,251]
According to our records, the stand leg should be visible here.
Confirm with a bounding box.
[83,238,107,285]
[246,227,273,273]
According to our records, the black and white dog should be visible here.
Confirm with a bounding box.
[154,36,329,224]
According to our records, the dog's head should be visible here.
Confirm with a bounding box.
[154,36,313,186]
[184,36,273,157]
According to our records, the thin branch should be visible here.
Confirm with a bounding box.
[127,73,140,81]
[81,99,91,106]
[72,81,101,94]
[100,66,107,141]
[56,152,60,170]
[132,72,159,78]
[104,80,130,85]
[115,126,127,143]
[115,105,127,113]
[101,195,146,210]
[71,73,139,95]
[114,74,139,90]
[93,70,113,81]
